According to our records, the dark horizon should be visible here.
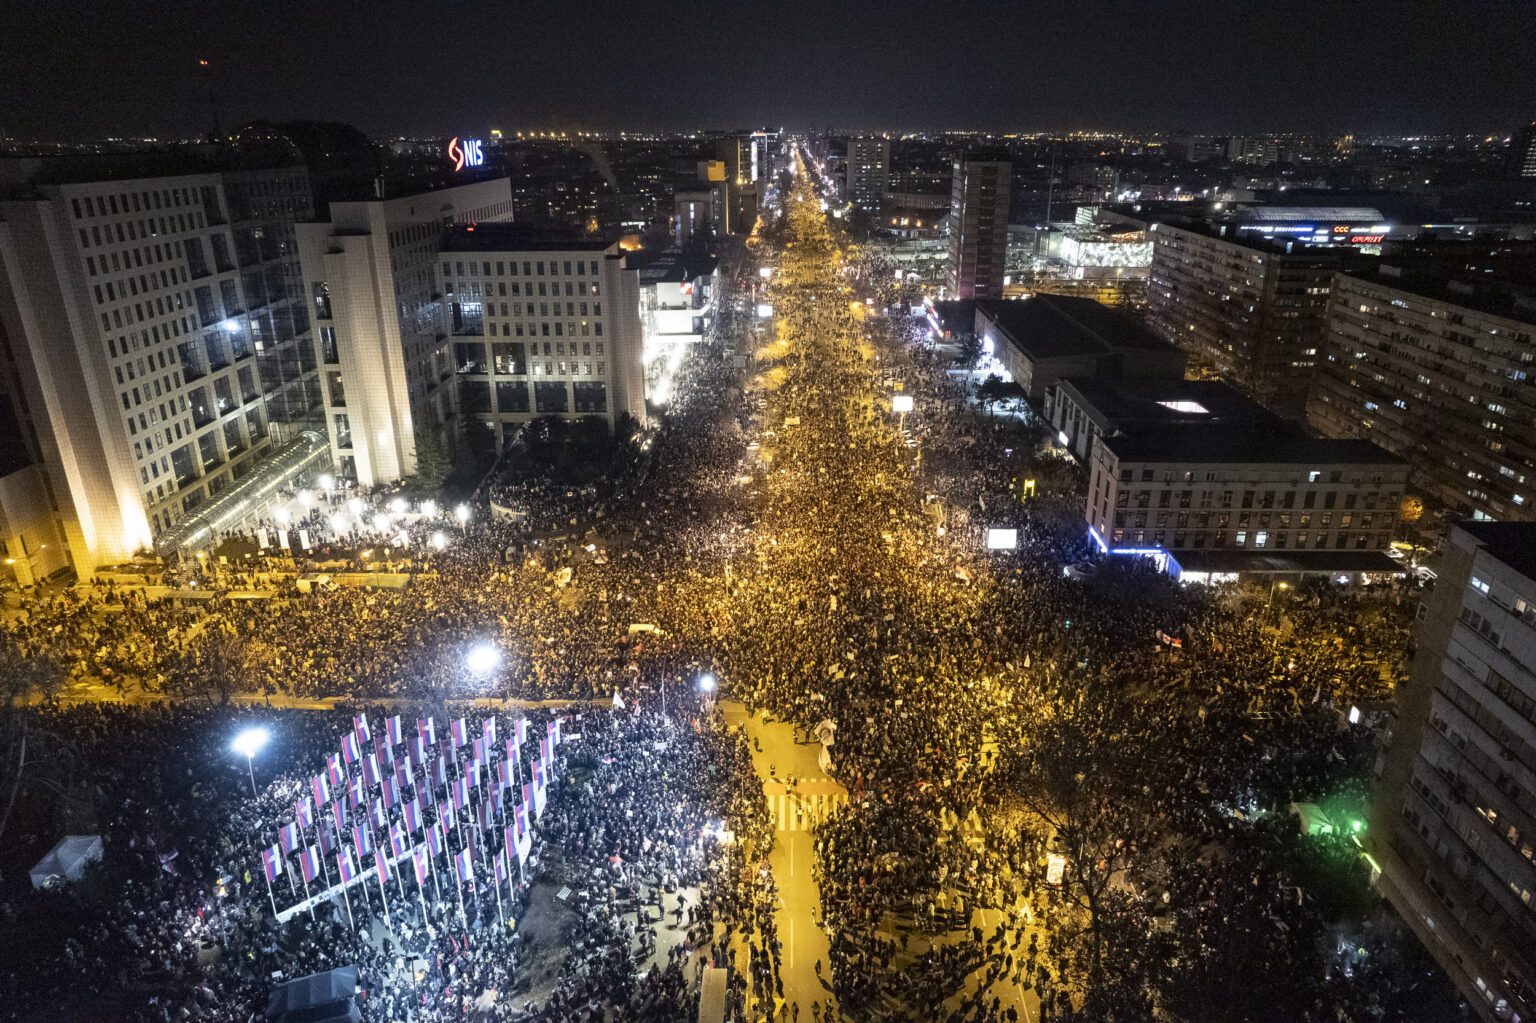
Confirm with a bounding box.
[4,0,1535,143]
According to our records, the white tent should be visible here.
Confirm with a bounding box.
[29,835,103,889]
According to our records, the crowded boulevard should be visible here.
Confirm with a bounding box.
[0,155,1454,1023]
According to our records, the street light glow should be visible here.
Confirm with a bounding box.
[317,474,335,491]
[455,504,470,523]
[699,674,716,692]
[421,500,438,517]
[231,727,270,760]
[466,643,500,674]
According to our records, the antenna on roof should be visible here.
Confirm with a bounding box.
[199,59,219,143]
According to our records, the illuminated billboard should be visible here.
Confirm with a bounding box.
[448,137,485,172]
[986,528,1018,550]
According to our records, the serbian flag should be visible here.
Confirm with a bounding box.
[482,717,497,745]
[450,718,468,748]
[552,717,563,745]
[403,798,422,833]
[418,717,436,747]
[386,715,404,745]
[353,713,370,742]
[349,774,367,808]
[464,825,481,861]
[390,823,409,858]
[504,826,517,858]
[412,844,430,885]
[514,718,527,745]
[521,782,532,811]
[453,777,470,810]
[476,800,492,833]
[439,800,456,832]
[341,732,361,764]
[362,753,381,787]
[419,773,437,807]
[464,759,481,790]
[505,737,520,767]
[375,735,394,765]
[299,845,321,884]
[540,736,552,767]
[381,775,400,810]
[296,795,314,829]
[455,847,473,883]
[495,849,509,885]
[515,802,529,838]
[327,754,345,787]
[431,756,448,791]
[408,736,426,766]
[490,784,505,818]
[375,849,393,884]
[428,821,445,857]
[496,760,513,790]
[396,760,415,791]
[337,847,358,884]
[473,737,488,763]
[261,844,283,881]
[311,774,330,807]
[331,800,348,832]
[371,798,387,830]
[533,777,546,816]
[532,761,545,789]
[279,822,301,855]
[546,720,557,745]
[353,823,373,857]
[318,821,335,856]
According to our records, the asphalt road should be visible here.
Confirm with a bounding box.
[721,700,844,1020]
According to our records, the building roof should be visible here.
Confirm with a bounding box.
[1238,206,1384,222]
[1459,521,1536,581]
[1338,245,1536,325]
[977,294,1173,360]
[1056,378,1276,433]
[440,223,615,253]
[624,246,719,284]
[1101,423,1405,466]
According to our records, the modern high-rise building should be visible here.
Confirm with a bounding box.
[437,223,647,450]
[295,177,513,486]
[845,136,890,209]
[1371,520,1536,1023]
[0,154,326,575]
[1146,220,1349,417]
[947,154,1011,300]
[1308,251,1536,523]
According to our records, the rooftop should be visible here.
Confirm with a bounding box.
[1339,244,1536,325]
[978,294,1174,359]
[1056,378,1275,432]
[1459,520,1536,582]
[440,223,616,253]
[1102,423,1405,466]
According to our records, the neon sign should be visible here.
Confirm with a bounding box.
[448,137,484,172]
[1349,235,1384,244]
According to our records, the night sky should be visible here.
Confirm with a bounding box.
[5,0,1535,141]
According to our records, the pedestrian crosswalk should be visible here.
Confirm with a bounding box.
[767,791,846,831]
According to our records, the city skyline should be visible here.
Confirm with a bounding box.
[4,1,1536,142]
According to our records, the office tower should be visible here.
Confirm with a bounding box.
[1308,251,1536,522]
[1371,521,1536,1023]
[437,223,647,450]
[1513,122,1536,179]
[1146,220,1346,417]
[947,154,1011,300]
[296,176,513,486]
[846,136,889,209]
[0,156,324,575]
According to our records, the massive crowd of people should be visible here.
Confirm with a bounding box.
[0,170,1456,1022]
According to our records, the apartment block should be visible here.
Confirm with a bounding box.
[1372,521,1536,1023]
[948,154,1011,300]
[1308,253,1536,523]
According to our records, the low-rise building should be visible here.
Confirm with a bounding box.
[1084,414,1406,581]
[976,295,1185,405]
[1047,377,1271,463]
[1371,521,1536,1023]
[629,247,718,346]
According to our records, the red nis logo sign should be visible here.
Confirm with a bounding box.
[448,137,485,172]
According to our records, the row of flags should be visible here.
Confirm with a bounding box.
[258,713,562,917]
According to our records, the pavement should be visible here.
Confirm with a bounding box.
[722,700,844,1020]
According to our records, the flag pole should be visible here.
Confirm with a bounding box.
[340,871,356,931]
[493,854,505,926]
[300,869,314,921]
[376,859,393,933]
[455,859,468,930]
[264,868,279,920]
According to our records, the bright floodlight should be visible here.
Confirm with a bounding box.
[317,474,335,491]
[421,500,438,517]
[698,674,717,692]
[431,532,447,550]
[347,497,364,515]
[297,490,313,507]
[455,504,470,523]
[274,507,290,524]
[372,514,390,534]
[986,528,1019,550]
[330,514,348,534]
[466,643,500,674]
[388,497,407,515]
[231,727,270,760]
[892,394,914,413]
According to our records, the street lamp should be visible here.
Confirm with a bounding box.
[232,727,270,798]
[1268,580,1290,623]
[698,674,716,693]
[466,643,500,675]
[455,504,471,531]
